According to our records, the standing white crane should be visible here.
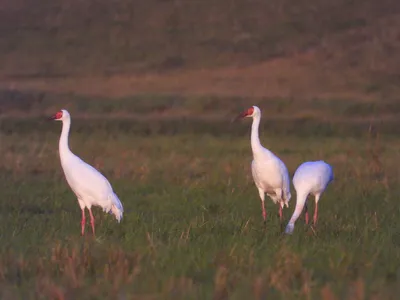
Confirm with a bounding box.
[49,109,124,236]
[235,106,291,224]
[285,160,333,234]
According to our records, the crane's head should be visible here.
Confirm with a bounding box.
[49,109,70,122]
[233,105,261,122]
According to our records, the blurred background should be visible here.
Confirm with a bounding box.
[0,0,399,130]
[0,1,400,299]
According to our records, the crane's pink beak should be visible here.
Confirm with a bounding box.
[48,114,57,120]
[232,110,250,122]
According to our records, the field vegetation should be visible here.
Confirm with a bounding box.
[0,0,400,299]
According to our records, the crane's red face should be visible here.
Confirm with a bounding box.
[49,111,63,121]
[233,107,255,121]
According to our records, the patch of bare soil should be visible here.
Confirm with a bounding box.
[0,50,374,101]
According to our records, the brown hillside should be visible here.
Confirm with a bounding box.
[0,0,400,99]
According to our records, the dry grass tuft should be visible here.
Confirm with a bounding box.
[267,246,312,296]
[213,265,229,300]
[346,278,365,300]
[367,124,389,190]
[321,285,339,300]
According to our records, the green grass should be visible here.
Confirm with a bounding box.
[2,89,400,139]
[1,96,400,299]
[1,1,400,298]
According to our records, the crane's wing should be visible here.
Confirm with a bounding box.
[63,155,113,201]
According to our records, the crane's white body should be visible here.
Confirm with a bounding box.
[240,106,291,222]
[53,110,123,235]
[60,151,124,221]
[251,149,291,208]
[285,160,333,234]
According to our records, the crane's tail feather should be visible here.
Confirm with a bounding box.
[108,193,124,223]
[282,190,291,208]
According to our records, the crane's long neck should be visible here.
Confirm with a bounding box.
[251,114,264,156]
[287,192,308,226]
[59,118,72,160]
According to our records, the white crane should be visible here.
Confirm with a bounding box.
[49,109,124,236]
[285,160,333,234]
[235,106,291,224]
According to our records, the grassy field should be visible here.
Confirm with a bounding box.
[1,0,400,299]
[0,93,400,299]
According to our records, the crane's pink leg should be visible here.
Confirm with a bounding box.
[81,209,86,236]
[88,208,96,236]
[313,202,318,225]
[304,203,309,225]
[278,204,283,222]
[261,201,267,224]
